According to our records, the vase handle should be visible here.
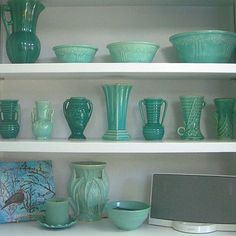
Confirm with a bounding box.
[160,99,168,125]
[138,100,146,125]
[86,99,93,119]
[177,126,185,137]
[2,5,12,37]
[63,99,70,117]
[16,104,21,123]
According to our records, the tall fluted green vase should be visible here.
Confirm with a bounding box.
[102,84,132,141]
[1,0,45,63]
[68,161,109,221]
[214,98,235,140]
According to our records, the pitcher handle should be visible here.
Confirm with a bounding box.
[63,99,70,117]
[138,100,146,125]
[86,99,93,119]
[160,99,168,125]
[2,5,12,37]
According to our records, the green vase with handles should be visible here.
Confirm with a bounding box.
[102,83,132,141]
[1,0,45,63]
[63,97,93,139]
[177,96,205,140]
[214,98,235,140]
[139,98,167,140]
[68,161,109,221]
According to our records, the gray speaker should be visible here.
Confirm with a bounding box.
[149,173,236,233]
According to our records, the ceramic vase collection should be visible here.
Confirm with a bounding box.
[1,0,45,63]
[0,100,20,138]
[31,100,54,140]
[139,98,167,140]
[68,161,109,221]
[63,97,93,139]
[214,98,235,140]
[102,84,132,141]
[177,96,206,140]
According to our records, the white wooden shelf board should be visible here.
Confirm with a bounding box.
[0,219,235,236]
[0,139,235,153]
[0,63,235,80]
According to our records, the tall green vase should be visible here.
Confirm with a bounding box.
[68,161,109,222]
[1,0,45,63]
[102,83,132,141]
[214,98,235,140]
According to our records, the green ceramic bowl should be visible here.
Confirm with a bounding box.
[107,41,160,63]
[53,44,98,63]
[169,30,236,63]
[106,200,150,231]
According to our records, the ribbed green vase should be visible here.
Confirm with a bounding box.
[68,161,109,221]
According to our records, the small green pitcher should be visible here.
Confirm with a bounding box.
[139,98,167,140]
[63,97,93,139]
[214,98,235,139]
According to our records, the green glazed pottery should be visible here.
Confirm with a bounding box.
[1,0,45,63]
[106,200,150,231]
[177,96,205,140]
[139,98,167,140]
[169,30,236,63]
[107,41,160,62]
[63,97,93,139]
[53,45,98,63]
[31,100,54,140]
[0,121,20,139]
[214,98,235,140]
[102,84,132,141]
[68,161,109,221]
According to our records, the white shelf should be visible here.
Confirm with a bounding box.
[38,0,234,7]
[0,63,235,80]
[0,219,235,236]
[0,139,235,153]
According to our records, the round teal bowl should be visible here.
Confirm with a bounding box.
[106,200,150,231]
[53,45,98,63]
[169,30,236,63]
[107,41,160,63]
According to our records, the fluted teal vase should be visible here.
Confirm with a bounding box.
[214,98,235,139]
[102,84,132,141]
[68,161,109,221]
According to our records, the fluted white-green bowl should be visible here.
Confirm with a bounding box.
[169,30,236,63]
[53,44,98,63]
[107,41,160,63]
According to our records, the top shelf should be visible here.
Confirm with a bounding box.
[38,0,234,7]
[0,63,235,80]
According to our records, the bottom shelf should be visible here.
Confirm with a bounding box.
[1,219,235,236]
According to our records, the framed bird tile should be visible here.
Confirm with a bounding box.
[0,160,55,223]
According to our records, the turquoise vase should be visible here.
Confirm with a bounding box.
[1,0,45,63]
[139,98,167,140]
[63,97,93,139]
[177,96,205,140]
[102,84,132,141]
[214,98,235,140]
[31,100,54,140]
[68,161,109,221]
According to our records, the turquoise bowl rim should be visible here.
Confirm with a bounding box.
[169,30,236,42]
[53,44,98,51]
[106,41,160,49]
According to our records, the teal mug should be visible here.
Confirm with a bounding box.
[45,197,77,226]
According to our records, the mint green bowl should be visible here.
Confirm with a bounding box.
[107,41,160,63]
[53,45,98,63]
[106,200,150,231]
[169,30,236,63]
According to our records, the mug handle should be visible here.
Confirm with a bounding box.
[138,100,146,125]
[2,5,12,37]
[160,99,168,125]
[86,99,93,119]
[177,126,185,137]
[63,99,70,117]
[68,197,78,219]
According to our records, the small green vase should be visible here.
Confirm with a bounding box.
[63,97,93,139]
[68,161,109,221]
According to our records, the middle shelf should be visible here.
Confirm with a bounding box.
[0,139,235,153]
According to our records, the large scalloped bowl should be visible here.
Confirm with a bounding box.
[169,30,236,63]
